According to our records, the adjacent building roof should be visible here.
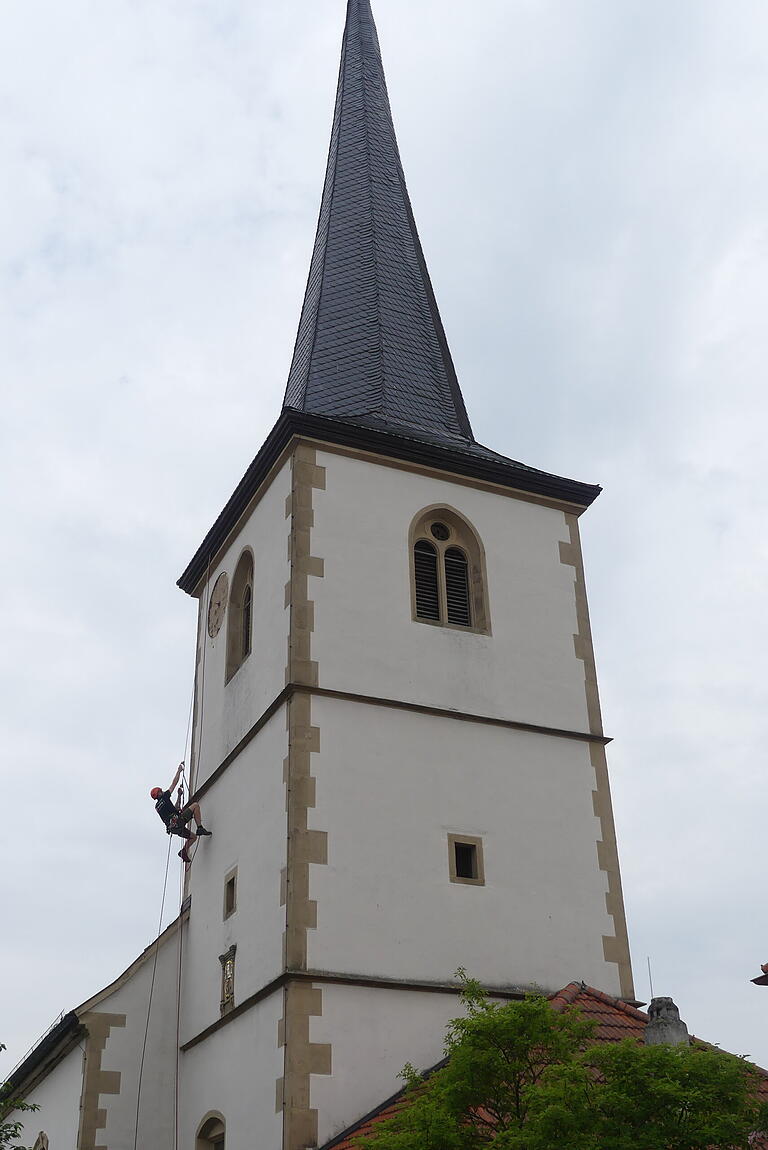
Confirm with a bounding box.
[1,916,183,1106]
[284,0,473,448]
[0,1013,81,1108]
[321,982,768,1149]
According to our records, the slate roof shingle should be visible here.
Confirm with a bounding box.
[283,0,475,449]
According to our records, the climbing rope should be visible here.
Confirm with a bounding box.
[174,861,185,1150]
[132,834,173,1150]
[133,552,214,1148]
[189,552,213,798]
[182,673,195,771]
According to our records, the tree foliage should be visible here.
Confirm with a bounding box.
[0,1045,38,1150]
[357,978,768,1150]
[523,1039,767,1150]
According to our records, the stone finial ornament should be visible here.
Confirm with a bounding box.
[644,997,690,1046]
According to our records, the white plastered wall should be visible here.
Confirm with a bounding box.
[299,449,625,1141]
[165,442,621,1146]
[311,984,477,1147]
[179,992,284,1150]
[173,457,291,1148]
[181,705,288,1044]
[310,450,591,733]
[307,696,616,994]
[3,1044,82,1149]
[95,929,180,1150]
[192,457,291,787]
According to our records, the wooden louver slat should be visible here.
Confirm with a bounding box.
[414,540,440,620]
[444,547,471,626]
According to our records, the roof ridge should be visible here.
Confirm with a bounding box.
[549,980,584,1008]
[579,984,649,1022]
[357,1,386,416]
[294,6,349,417]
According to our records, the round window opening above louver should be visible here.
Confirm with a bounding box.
[430,522,451,541]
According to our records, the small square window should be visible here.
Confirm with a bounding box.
[223,868,237,920]
[448,834,485,886]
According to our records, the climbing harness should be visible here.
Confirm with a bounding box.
[166,779,189,834]
[170,769,201,868]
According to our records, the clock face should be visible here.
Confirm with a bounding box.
[207,572,229,638]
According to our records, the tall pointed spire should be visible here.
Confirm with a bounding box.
[283,0,475,446]
[179,0,602,597]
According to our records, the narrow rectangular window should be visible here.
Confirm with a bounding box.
[414,540,440,620]
[223,867,237,920]
[444,547,471,626]
[448,834,485,886]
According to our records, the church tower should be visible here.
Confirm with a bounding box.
[175,1,634,1147]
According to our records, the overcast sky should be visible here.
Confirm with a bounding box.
[2,0,768,1077]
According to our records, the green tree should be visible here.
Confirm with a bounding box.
[357,980,768,1150]
[0,1044,39,1150]
[523,1039,767,1150]
[355,977,594,1150]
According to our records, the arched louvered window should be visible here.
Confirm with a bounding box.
[225,549,254,682]
[414,540,440,620]
[409,508,490,634]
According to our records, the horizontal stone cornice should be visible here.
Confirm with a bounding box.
[191,684,609,805]
[180,970,545,1053]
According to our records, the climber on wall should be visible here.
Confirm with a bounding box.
[151,762,211,863]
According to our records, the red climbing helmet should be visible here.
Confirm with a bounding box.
[150,786,163,799]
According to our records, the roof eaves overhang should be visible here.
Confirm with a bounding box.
[319,1055,448,1150]
[1,915,188,1111]
[0,1012,82,1110]
[177,409,602,595]
[75,913,184,1016]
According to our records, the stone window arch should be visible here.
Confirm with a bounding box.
[409,506,490,634]
[32,1136,49,1150]
[196,1111,225,1149]
[225,548,254,682]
